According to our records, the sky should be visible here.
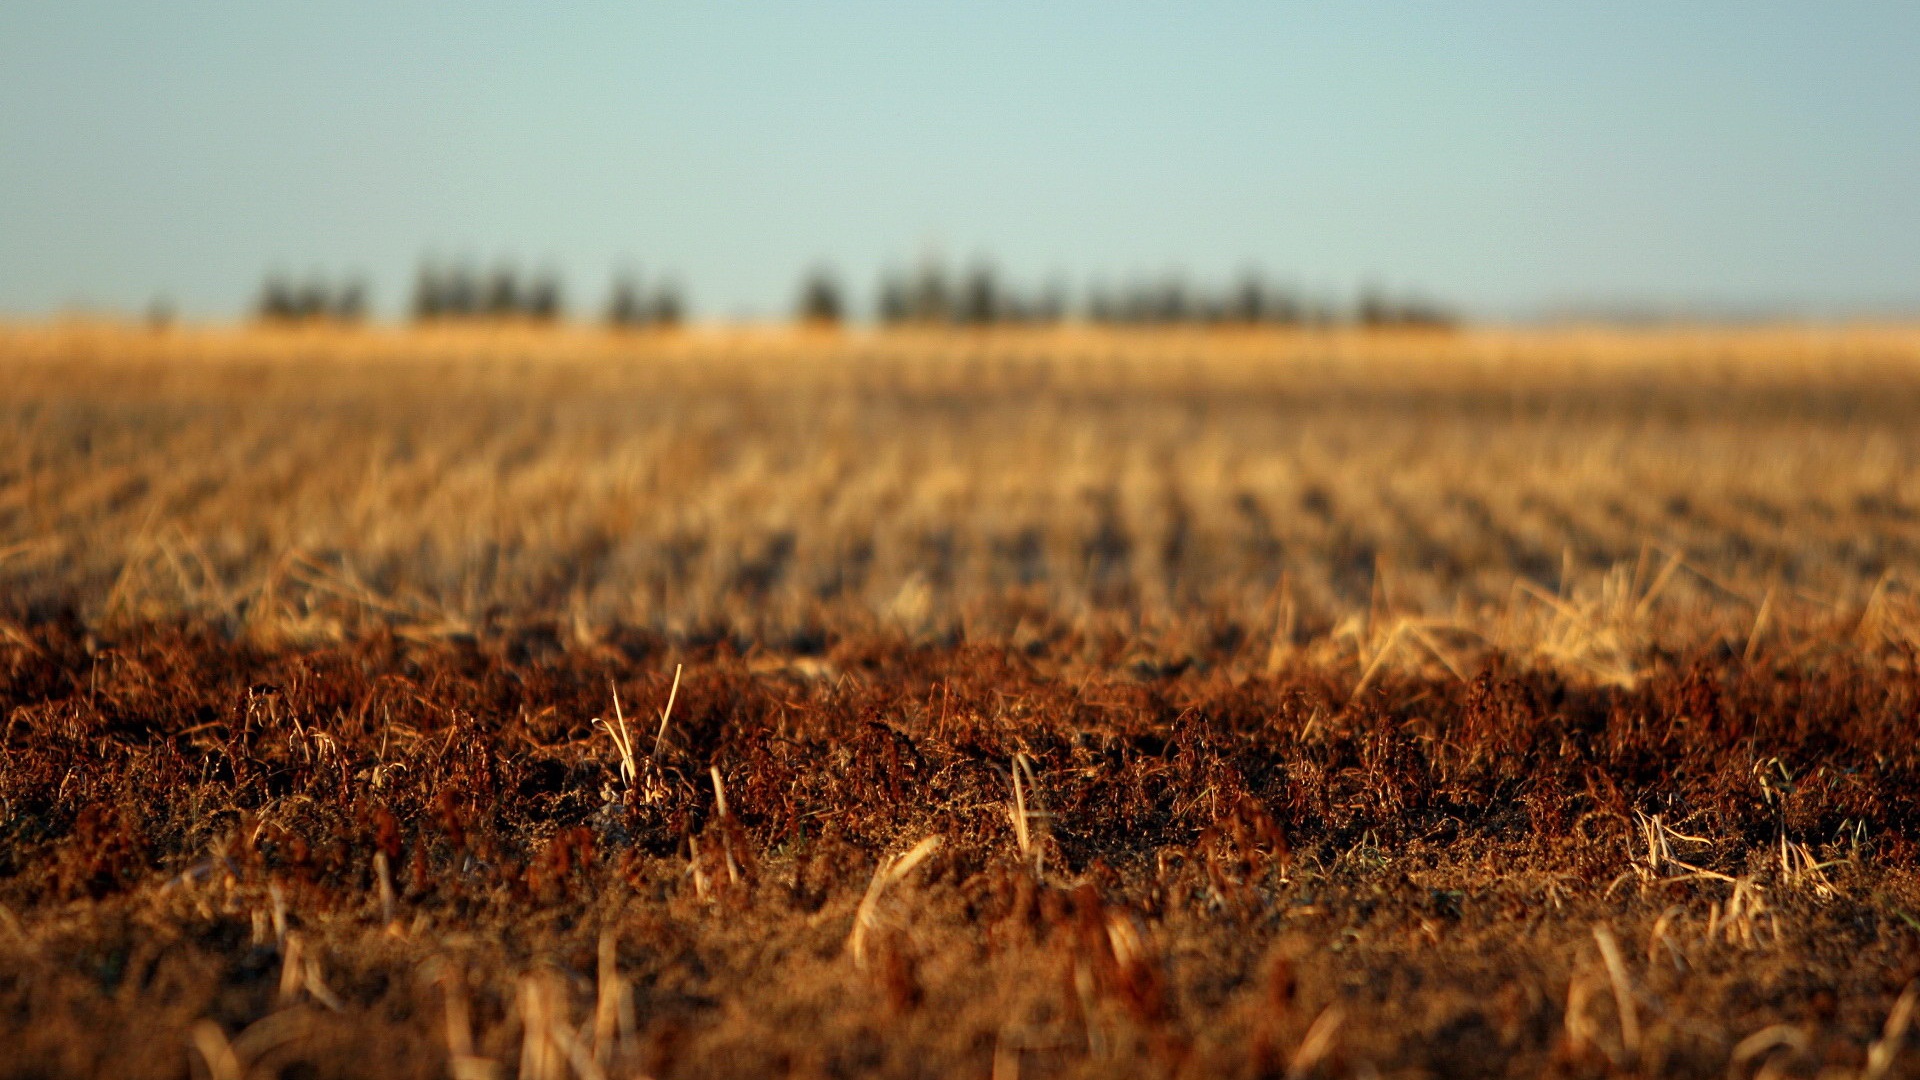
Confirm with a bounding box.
[1,2,1917,322]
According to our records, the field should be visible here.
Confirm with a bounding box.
[4,322,1920,1078]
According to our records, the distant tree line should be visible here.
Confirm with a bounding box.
[254,259,1456,329]
[411,263,564,322]
[255,262,694,328]
[805,261,1456,329]
[1352,284,1456,330]
[867,264,1070,326]
[256,273,368,323]
[604,271,685,329]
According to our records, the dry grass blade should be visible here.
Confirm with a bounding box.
[1630,547,1688,622]
[1776,830,1841,900]
[515,972,609,1080]
[1350,620,1407,698]
[591,681,638,789]
[1744,586,1776,664]
[0,617,46,657]
[651,664,684,762]
[1706,877,1778,950]
[190,1021,244,1080]
[374,850,396,925]
[278,933,306,1003]
[712,765,742,886]
[278,932,346,1013]
[1864,981,1917,1080]
[1285,1005,1345,1080]
[1856,573,1896,644]
[593,930,636,1072]
[431,962,479,1062]
[687,835,711,902]
[848,834,943,967]
[1008,764,1030,863]
[1592,925,1640,1061]
[1402,621,1469,683]
[1613,812,1731,894]
[1007,752,1047,877]
[224,1011,315,1074]
[1730,1024,1807,1069]
[516,975,561,1080]
[0,900,25,941]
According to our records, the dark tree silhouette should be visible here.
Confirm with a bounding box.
[525,273,563,322]
[796,268,844,325]
[1228,272,1268,324]
[1086,287,1116,324]
[258,274,299,322]
[411,264,445,322]
[1357,283,1392,328]
[956,265,1000,326]
[875,271,911,326]
[909,263,952,324]
[441,267,479,319]
[647,280,684,327]
[607,273,645,328]
[483,268,522,319]
[1032,281,1068,325]
[333,277,368,322]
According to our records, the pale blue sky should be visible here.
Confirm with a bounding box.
[2,2,1916,320]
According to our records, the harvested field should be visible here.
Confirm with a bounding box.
[7,322,1920,661]
[3,323,1920,1078]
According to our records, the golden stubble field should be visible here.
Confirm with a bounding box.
[5,321,1920,679]
[4,321,1920,1079]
